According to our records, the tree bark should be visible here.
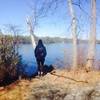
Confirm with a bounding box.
[67,0,78,69]
[26,17,36,49]
[86,0,96,69]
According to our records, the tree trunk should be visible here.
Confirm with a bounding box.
[86,0,96,69]
[26,17,36,49]
[67,0,78,69]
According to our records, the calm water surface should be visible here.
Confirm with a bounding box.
[18,43,100,76]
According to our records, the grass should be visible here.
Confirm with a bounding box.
[0,69,100,100]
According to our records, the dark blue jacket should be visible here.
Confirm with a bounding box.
[34,40,47,60]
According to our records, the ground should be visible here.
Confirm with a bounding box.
[0,69,100,100]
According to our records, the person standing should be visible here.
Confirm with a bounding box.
[34,39,47,76]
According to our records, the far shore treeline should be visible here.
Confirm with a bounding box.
[1,35,100,44]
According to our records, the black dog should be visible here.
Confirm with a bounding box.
[42,65,55,75]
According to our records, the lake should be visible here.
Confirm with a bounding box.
[18,43,100,76]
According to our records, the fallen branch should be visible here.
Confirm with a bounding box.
[50,72,88,83]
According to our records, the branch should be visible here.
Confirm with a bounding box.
[50,72,88,83]
[72,1,90,17]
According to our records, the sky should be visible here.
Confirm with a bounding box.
[0,0,100,39]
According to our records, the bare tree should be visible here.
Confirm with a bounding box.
[26,16,36,49]
[26,0,45,49]
[67,0,78,69]
[4,24,20,36]
[4,24,21,53]
[86,0,96,70]
[26,0,60,49]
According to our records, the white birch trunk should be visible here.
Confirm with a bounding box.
[68,0,78,69]
[30,34,36,49]
[86,0,96,69]
[26,17,36,49]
